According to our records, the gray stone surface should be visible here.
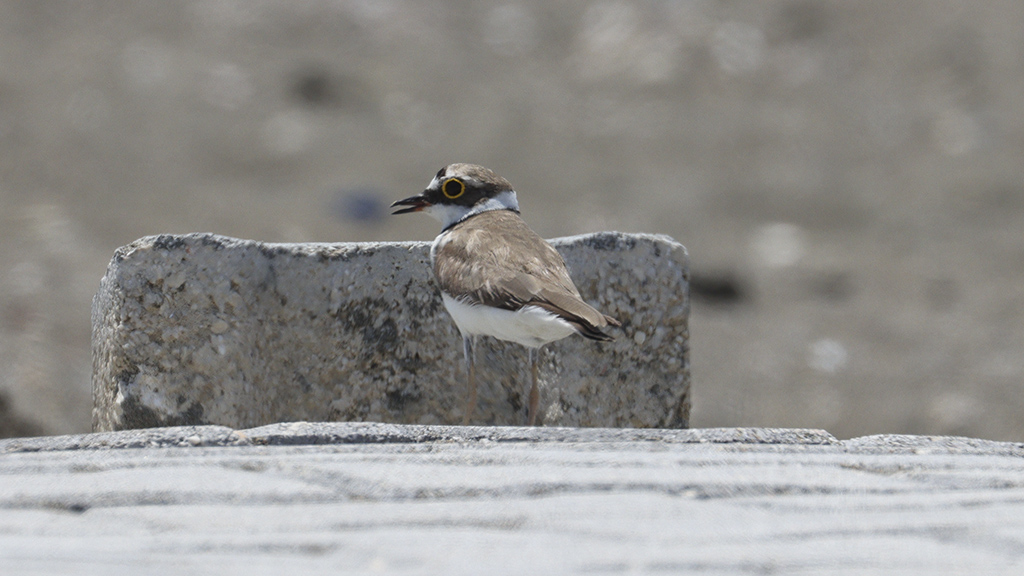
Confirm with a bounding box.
[92,232,690,432]
[2,424,1023,575]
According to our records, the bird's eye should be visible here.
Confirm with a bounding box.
[442,178,465,199]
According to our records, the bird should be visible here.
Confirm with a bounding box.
[391,163,619,426]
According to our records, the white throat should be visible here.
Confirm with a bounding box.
[425,189,520,230]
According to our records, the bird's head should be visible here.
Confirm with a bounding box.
[391,163,520,230]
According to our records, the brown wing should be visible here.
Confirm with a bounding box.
[435,210,619,341]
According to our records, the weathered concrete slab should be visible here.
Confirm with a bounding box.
[92,233,689,432]
[2,425,1023,575]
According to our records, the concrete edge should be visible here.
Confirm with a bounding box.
[120,230,689,255]
[1,423,832,453]
[0,425,245,453]
[237,423,835,446]
[6,423,1022,456]
[839,433,1024,456]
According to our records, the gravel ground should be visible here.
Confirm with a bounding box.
[1,1,1023,440]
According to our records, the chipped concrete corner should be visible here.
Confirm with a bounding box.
[91,232,690,432]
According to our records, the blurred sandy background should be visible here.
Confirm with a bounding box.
[1,0,1022,440]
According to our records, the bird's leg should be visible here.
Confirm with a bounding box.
[461,335,477,426]
[527,347,540,426]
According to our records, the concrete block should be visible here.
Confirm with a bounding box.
[91,232,689,431]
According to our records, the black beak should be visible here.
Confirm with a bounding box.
[390,192,430,215]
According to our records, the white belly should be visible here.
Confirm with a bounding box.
[441,293,577,348]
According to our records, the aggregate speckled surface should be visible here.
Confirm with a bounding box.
[92,232,689,432]
[3,425,1024,575]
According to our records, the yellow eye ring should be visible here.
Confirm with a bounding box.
[442,178,465,199]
